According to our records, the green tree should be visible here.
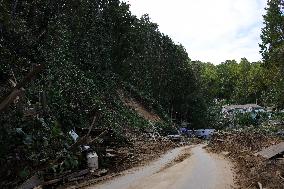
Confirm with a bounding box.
[215,60,239,102]
[260,0,284,66]
[260,0,284,108]
[0,1,210,187]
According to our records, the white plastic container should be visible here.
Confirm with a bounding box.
[87,152,99,171]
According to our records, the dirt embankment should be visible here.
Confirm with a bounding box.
[207,131,284,189]
[118,90,161,122]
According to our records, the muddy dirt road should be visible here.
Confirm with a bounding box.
[86,145,235,189]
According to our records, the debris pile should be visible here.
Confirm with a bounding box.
[112,139,177,172]
[56,136,176,188]
[13,122,177,189]
[207,131,284,189]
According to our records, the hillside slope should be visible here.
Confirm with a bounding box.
[0,0,209,188]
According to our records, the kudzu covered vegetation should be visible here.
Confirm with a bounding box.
[0,0,209,186]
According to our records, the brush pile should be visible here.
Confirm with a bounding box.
[208,130,284,189]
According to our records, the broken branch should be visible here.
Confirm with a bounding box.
[0,64,44,112]
[87,116,97,137]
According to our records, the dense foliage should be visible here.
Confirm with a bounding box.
[260,0,284,108]
[0,0,208,186]
[197,59,269,106]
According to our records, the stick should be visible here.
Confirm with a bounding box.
[257,182,263,189]
[87,116,97,136]
[68,115,98,152]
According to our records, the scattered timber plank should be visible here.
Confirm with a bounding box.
[72,174,116,189]
[91,169,108,177]
[65,169,89,180]
[68,176,85,182]
[17,175,42,189]
[42,178,62,186]
[255,142,284,159]
[43,169,89,187]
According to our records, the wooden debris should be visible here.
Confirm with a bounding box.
[17,175,42,189]
[208,131,284,188]
[106,153,117,158]
[106,149,116,153]
[91,169,108,177]
[216,139,225,142]
[42,178,62,186]
[67,176,85,182]
[276,171,284,180]
[255,142,284,159]
[43,169,90,187]
[33,186,42,189]
[257,182,263,189]
[0,64,44,112]
[221,151,230,156]
[0,89,24,112]
[65,169,89,180]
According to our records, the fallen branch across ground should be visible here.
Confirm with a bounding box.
[0,64,44,112]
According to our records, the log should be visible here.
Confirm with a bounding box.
[17,175,42,189]
[87,116,97,136]
[42,178,62,186]
[0,64,44,112]
[67,176,85,182]
[43,169,89,186]
[65,169,89,180]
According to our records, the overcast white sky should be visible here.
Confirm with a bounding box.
[123,0,267,64]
